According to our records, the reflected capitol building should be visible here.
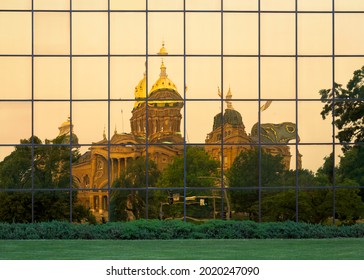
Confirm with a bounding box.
[56,44,302,221]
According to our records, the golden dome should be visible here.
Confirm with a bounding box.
[58,117,73,137]
[149,60,178,95]
[59,117,71,129]
[157,41,168,55]
[133,73,146,108]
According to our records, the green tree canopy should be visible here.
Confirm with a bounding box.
[226,148,286,218]
[157,146,219,190]
[109,157,161,221]
[320,66,364,148]
[0,135,92,223]
[156,147,219,220]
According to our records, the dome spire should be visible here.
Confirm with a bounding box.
[158,41,168,78]
[157,41,168,55]
[226,86,234,110]
[103,125,106,140]
[160,59,167,78]
[217,86,222,97]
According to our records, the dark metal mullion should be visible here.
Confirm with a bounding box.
[258,0,262,223]
[107,0,111,222]
[5,54,364,58]
[145,0,149,220]
[332,0,336,225]
[3,97,364,103]
[3,9,364,14]
[183,0,187,222]
[31,0,35,223]
[69,0,73,223]
[220,0,225,220]
[295,0,299,223]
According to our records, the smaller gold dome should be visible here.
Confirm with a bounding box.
[58,117,73,137]
[157,42,168,55]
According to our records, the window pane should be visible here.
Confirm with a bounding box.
[0,12,31,54]
[298,14,332,55]
[0,102,31,144]
[336,14,364,55]
[298,0,332,11]
[0,192,32,222]
[34,12,70,55]
[0,0,31,10]
[261,0,295,11]
[148,0,183,10]
[261,58,295,99]
[34,57,70,100]
[0,57,32,99]
[186,13,221,54]
[34,0,69,10]
[336,0,364,11]
[110,0,145,10]
[110,57,146,99]
[261,13,295,55]
[298,58,332,99]
[148,12,183,55]
[34,102,70,142]
[223,58,258,99]
[224,0,258,11]
[72,12,108,54]
[186,0,220,10]
[186,101,220,144]
[223,13,258,55]
[336,58,364,91]
[72,0,108,10]
[72,101,108,145]
[298,101,333,144]
[298,145,333,174]
[186,57,221,99]
[110,12,146,55]
[72,57,108,99]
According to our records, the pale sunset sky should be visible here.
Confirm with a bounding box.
[1,0,364,172]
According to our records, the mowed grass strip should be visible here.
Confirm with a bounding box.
[0,239,363,260]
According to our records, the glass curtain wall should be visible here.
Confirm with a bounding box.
[0,0,363,224]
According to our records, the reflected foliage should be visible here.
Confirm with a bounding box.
[156,147,219,220]
[227,149,364,224]
[0,135,94,223]
[109,157,161,222]
[226,148,286,218]
[320,66,364,149]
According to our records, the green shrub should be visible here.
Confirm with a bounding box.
[1,220,364,240]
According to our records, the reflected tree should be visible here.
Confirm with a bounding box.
[0,135,94,223]
[109,157,161,221]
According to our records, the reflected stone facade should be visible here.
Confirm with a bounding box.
[72,59,184,221]
[71,48,301,222]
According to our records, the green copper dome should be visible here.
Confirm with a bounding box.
[213,109,244,131]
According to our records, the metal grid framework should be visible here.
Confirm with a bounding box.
[0,0,363,224]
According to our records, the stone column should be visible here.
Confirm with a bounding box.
[111,158,114,184]
[117,158,121,178]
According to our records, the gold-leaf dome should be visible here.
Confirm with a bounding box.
[149,60,178,95]
[133,73,146,108]
[157,41,168,55]
[58,116,72,136]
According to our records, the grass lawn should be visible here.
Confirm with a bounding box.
[0,238,363,260]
